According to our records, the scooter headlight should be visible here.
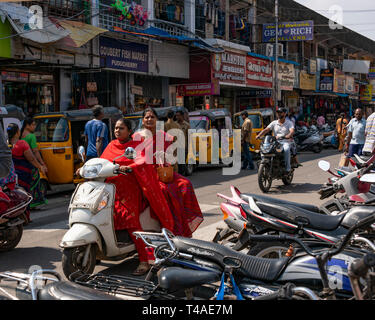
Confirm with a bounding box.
[70,184,110,214]
[81,164,102,179]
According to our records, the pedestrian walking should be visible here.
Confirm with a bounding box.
[21,117,48,209]
[241,110,255,170]
[84,105,109,161]
[176,110,191,174]
[343,108,366,166]
[335,112,349,152]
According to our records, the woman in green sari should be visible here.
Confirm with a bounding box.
[21,117,48,209]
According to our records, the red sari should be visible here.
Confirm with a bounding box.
[133,130,203,238]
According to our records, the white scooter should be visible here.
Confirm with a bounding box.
[59,147,160,279]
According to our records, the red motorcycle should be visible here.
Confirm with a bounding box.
[0,184,32,252]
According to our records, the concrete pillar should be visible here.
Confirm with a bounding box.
[59,69,71,111]
[141,0,154,23]
[185,0,195,34]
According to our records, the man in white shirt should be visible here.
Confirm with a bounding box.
[256,108,295,173]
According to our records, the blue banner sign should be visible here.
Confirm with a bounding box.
[262,20,314,42]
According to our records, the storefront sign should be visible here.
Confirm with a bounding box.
[238,89,272,98]
[1,71,28,82]
[299,70,316,90]
[177,82,220,96]
[278,62,295,91]
[262,20,314,42]
[246,56,273,88]
[319,69,334,91]
[360,84,372,101]
[131,85,143,95]
[345,75,355,94]
[99,37,148,73]
[333,69,346,93]
[212,51,246,85]
[308,59,317,74]
[29,73,54,83]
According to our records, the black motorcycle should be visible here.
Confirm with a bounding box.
[257,135,296,193]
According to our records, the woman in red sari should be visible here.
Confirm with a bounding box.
[133,107,203,238]
[100,118,174,275]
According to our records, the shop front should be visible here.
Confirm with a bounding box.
[1,70,56,115]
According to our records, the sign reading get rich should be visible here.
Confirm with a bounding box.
[246,56,273,88]
[211,51,246,85]
[99,37,148,73]
[262,20,314,42]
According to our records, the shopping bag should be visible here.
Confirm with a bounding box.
[87,92,99,107]
[86,81,97,92]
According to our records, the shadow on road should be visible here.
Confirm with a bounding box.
[267,183,322,195]
[0,247,62,273]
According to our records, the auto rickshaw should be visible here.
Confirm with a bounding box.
[0,104,25,134]
[33,107,123,194]
[188,108,234,167]
[233,108,274,153]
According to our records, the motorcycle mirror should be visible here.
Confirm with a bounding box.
[124,147,137,160]
[78,146,85,162]
[360,173,375,183]
[318,160,330,172]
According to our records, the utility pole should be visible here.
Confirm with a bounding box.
[274,0,279,111]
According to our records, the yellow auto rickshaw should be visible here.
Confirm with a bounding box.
[34,107,123,194]
[188,108,234,167]
[233,108,274,153]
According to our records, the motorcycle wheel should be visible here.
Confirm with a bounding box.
[282,171,294,185]
[258,163,272,193]
[247,242,289,258]
[0,225,23,252]
[62,245,97,279]
[312,144,322,153]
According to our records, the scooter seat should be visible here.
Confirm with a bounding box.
[241,193,322,214]
[253,202,346,231]
[38,281,122,300]
[173,237,289,282]
[158,267,220,292]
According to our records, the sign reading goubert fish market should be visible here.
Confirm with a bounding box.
[262,20,314,42]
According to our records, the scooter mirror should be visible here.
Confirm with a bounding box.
[78,146,85,162]
[360,173,375,183]
[124,147,137,160]
[318,160,330,172]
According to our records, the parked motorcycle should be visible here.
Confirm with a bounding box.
[0,184,32,252]
[213,186,375,255]
[135,214,375,299]
[320,124,338,149]
[257,135,297,193]
[59,146,160,279]
[294,125,323,153]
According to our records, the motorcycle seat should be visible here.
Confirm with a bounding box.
[253,202,345,231]
[38,281,122,300]
[158,267,220,292]
[240,193,322,214]
[173,237,289,282]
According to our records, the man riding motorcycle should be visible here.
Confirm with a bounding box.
[256,108,296,173]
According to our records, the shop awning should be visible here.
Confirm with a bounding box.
[301,90,349,98]
[247,52,300,66]
[112,26,224,53]
[0,2,70,44]
[53,19,108,48]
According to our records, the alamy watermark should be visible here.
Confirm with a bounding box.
[131,121,243,176]
[328,4,344,30]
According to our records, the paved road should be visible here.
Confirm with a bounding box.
[0,148,342,278]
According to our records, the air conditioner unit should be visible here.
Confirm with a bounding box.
[265,43,284,57]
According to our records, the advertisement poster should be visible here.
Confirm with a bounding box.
[319,69,334,91]
[333,69,346,93]
[299,70,316,90]
[360,84,373,101]
[262,20,314,42]
[99,36,148,73]
[177,82,220,96]
[246,56,273,88]
[211,51,246,85]
[278,62,295,91]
